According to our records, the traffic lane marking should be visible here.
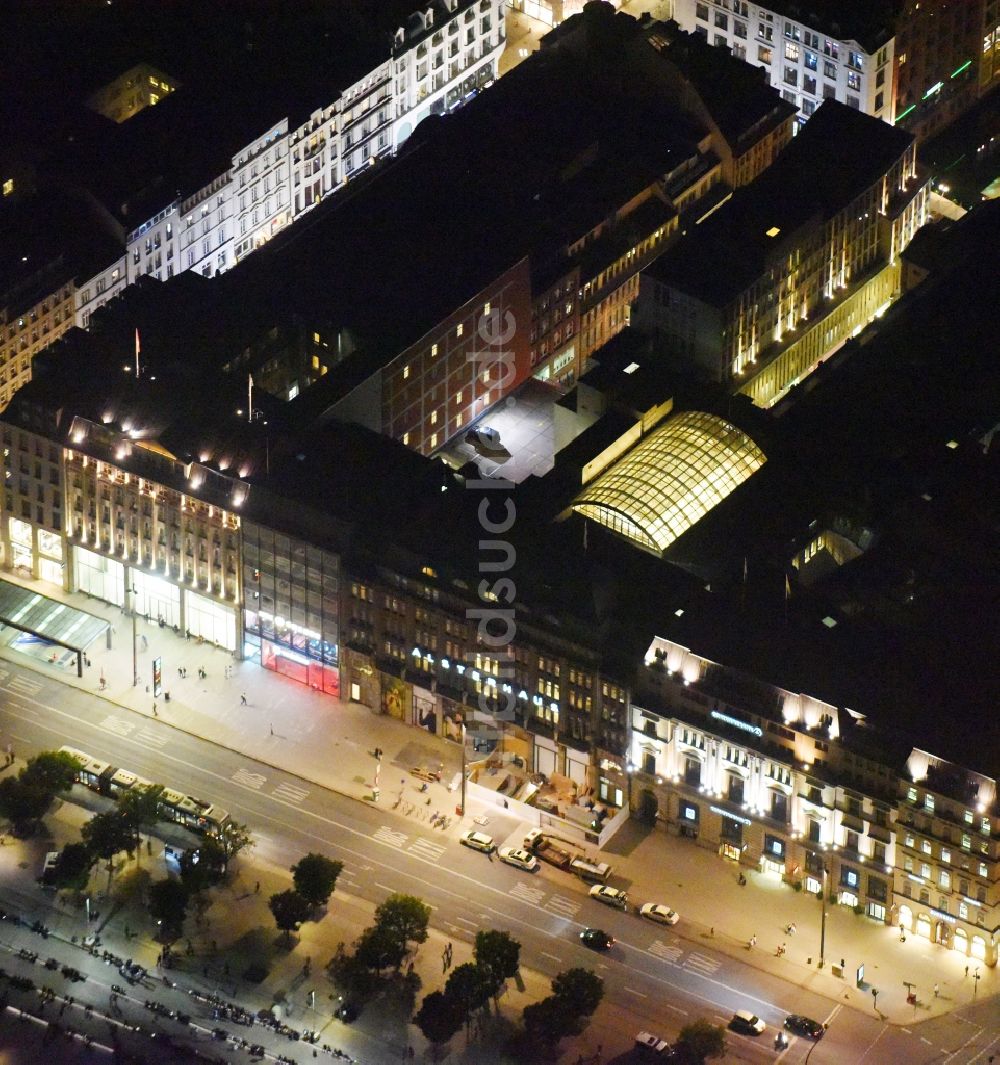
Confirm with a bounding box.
[1,695,813,1026]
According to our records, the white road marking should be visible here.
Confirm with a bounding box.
[509,882,546,906]
[7,675,42,696]
[455,917,477,928]
[98,715,135,737]
[407,838,446,861]
[373,826,408,848]
[231,768,267,790]
[135,727,168,749]
[545,895,581,918]
[684,951,721,975]
[625,987,647,998]
[540,952,562,963]
[271,781,309,803]
[648,940,683,964]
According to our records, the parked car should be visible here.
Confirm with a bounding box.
[466,425,504,453]
[589,884,628,910]
[639,902,680,925]
[460,830,495,853]
[579,928,614,950]
[784,1014,824,1039]
[730,1009,766,1035]
[498,846,538,871]
[635,1030,675,1055]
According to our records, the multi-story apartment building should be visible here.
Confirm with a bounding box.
[632,100,928,404]
[676,0,1000,138]
[232,121,291,265]
[179,173,233,280]
[75,256,127,331]
[126,201,179,284]
[631,636,998,965]
[85,63,180,124]
[675,0,894,125]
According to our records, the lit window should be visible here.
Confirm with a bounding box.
[456,412,463,427]
[2,179,13,197]
[483,301,491,315]
[311,355,319,370]
[403,365,410,379]
[430,410,438,425]
[455,390,463,403]
[456,323,464,338]
[431,343,438,357]
[481,370,489,383]
[313,331,321,343]
[429,432,437,447]
[402,432,409,445]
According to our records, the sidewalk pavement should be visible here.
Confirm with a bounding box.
[0,571,994,1032]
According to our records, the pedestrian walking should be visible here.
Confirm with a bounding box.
[240,692,247,705]
[934,982,939,997]
[965,965,969,977]
[269,723,274,735]
[152,701,158,717]
[254,880,260,893]
[709,926,714,937]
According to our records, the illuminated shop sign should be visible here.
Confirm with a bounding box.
[710,805,752,826]
[710,710,763,737]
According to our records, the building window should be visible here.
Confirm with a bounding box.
[847,70,861,91]
[824,60,837,79]
[846,94,860,109]
[714,12,728,30]
[784,66,798,86]
[785,41,800,61]
[758,45,773,63]
[848,51,864,70]
[734,20,747,39]
[403,365,410,379]
[695,2,708,20]
[805,50,818,70]
[824,39,839,60]
[456,323,464,337]
[803,74,817,95]
[875,91,884,111]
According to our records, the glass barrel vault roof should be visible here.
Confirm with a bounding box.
[572,410,765,554]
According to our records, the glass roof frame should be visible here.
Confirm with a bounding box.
[573,410,765,554]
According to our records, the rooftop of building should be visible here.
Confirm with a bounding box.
[643,99,916,306]
[0,189,125,316]
[757,0,898,54]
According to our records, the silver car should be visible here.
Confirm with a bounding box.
[498,846,538,871]
[460,830,495,853]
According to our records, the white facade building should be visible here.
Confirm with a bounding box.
[180,172,234,279]
[75,255,127,331]
[126,200,179,285]
[674,0,894,126]
[233,120,292,264]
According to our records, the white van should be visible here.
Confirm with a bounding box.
[40,850,60,887]
[570,856,612,882]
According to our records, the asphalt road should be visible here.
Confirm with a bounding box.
[0,660,997,1064]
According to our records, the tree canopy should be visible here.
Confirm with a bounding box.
[291,852,343,908]
[268,889,311,942]
[474,929,521,983]
[149,877,189,939]
[413,990,464,1045]
[551,967,604,1017]
[372,893,430,967]
[677,1018,727,1062]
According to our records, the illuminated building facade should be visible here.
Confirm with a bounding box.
[0,420,244,650]
[85,63,179,124]
[632,101,927,394]
[631,636,998,965]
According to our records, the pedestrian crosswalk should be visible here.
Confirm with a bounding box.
[135,727,168,749]
[7,674,42,696]
[684,951,721,976]
[509,882,546,907]
[231,768,267,790]
[648,940,683,964]
[271,781,309,804]
[408,838,446,861]
[98,714,135,737]
[545,894,581,919]
[373,826,408,848]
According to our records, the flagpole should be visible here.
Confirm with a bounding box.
[135,328,140,378]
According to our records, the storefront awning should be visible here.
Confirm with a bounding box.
[0,580,110,652]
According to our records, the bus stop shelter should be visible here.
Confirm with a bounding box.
[0,580,110,678]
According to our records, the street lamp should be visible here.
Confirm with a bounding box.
[458,720,467,817]
[819,862,829,968]
[129,584,139,686]
[972,967,981,1000]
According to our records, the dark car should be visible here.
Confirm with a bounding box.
[784,1014,824,1039]
[335,1001,359,1023]
[579,928,614,950]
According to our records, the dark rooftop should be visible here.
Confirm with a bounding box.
[644,99,915,306]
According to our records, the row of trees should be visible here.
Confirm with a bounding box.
[0,749,256,940]
[268,852,344,941]
[328,893,432,999]
[414,929,523,1045]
